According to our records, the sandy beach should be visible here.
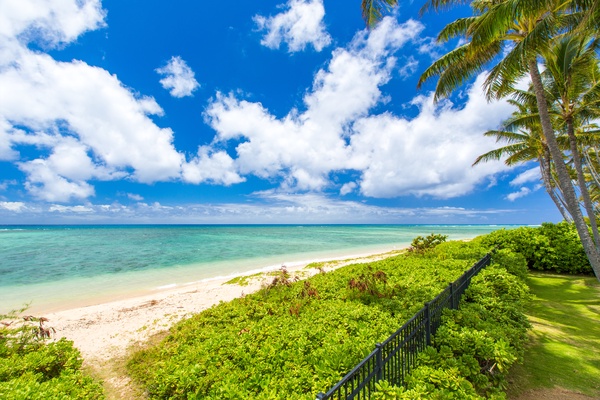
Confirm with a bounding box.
[40,249,402,368]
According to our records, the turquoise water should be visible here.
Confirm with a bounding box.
[0,225,512,313]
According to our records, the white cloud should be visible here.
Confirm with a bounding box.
[0,180,17,191]
[505,167,542,201]
[49,204,93,213]
[398,56,419,79]
[182,146,245,185]
[0,0,105,51]
[510,167,540,186]
[0,0,185,202]
[254,0,331,52]
[417,36,445,59]
[340,182,357,195]
[156,56,199,98]
[350,74,514,198]
[205,18,514,199]
[0,194,518,224]
[206,18,424,191]
[0,201,26,212]
[19,159,95,202]
[506,187,531,201]
[127,193,144,201]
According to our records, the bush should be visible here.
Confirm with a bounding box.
[373,252,531,399]
[127,246,485,399]
[479,222,592,275]
[409,233,448,253]
[0,311,104,400]
[491,249,528,281]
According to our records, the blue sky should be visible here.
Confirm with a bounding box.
[0,0,561,224]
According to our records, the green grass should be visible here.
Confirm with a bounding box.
[507,272,600,398]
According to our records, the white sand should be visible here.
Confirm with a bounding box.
[41,249,402,364]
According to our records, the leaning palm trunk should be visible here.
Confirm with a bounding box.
[584,150,600,187]
[567,120,600,247]
[540,153,572,221]
[529,59,600,280]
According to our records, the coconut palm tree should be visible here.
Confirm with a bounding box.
[418,0,600,280]
[474,95,573,221]
[542,33,600,244]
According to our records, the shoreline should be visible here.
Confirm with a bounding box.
[3,244,406,315]
[40,247,404,363]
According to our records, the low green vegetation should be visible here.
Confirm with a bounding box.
[223,272,263,286]
[128,240,490,399]
[480,222,592,275]
[373,249,531,399]
[506,272,600,398]
[3,222,592,399]
[127,222,595,399]
[0,310,104,400]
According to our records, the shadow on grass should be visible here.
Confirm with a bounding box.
[507,272,600,398]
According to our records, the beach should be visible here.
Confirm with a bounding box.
[40,249,401,365]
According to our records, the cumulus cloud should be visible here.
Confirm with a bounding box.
[205,17,514,199]
[0,0,105,53]
[510,167,540,186]
[0,3,518,208]
[156,56,199,98]
[0,201,26,212]
[0,0,185,202]
[182,146,245,185]
[398,56,418,79]
[127,193,144,201]
[254,0,331,52]
[506,187,531,201]
[504,167,542,201]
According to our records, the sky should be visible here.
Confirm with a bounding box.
[0,0,563,224]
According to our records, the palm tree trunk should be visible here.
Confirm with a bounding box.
[529,59,600,281]
[540,154,572,221]
[566,119,600,247]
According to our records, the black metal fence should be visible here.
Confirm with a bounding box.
[316,252,493,400]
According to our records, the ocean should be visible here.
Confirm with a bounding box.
[0,224,513,313]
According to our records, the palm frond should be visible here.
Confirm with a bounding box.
[361,0,398,28]
[437,17,478,42]
[420,0,470,16]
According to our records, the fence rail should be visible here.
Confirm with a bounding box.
[316,252,492,400]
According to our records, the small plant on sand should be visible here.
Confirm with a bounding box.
[267,266,299,288]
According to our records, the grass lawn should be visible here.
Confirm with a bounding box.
[507,272,600,398]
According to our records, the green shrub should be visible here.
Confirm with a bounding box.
[409,233,448,253]
[480,222,592,275]
[0,311,104,400]
[372,368,483,400]
[388,262,531,399]
[434,240,489,261]
[127,247,485,399]
[491,249,528,280]
[538,222,590,274]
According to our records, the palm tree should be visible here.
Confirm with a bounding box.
[542,33,600,245]
[418,0,600,280]
[474,95,573,221]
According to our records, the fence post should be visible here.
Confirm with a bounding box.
[376,343,383,381]
[316,393,325,400]
[449,282,456,309]
[424,302,431,345]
